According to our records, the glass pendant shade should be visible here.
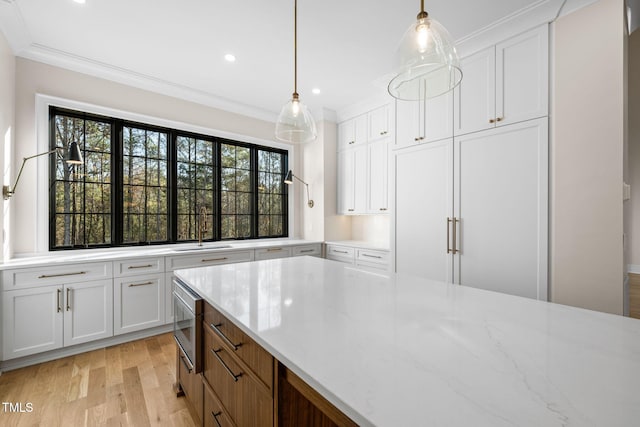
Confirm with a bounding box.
[275,94,317,144]
[388,14,462,101]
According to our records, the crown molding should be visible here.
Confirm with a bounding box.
[0,0,31,52]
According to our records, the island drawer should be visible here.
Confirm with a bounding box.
[203,324,273,426]
[113,257,165,277]
[167,250,254,271]
[2,262,112,291]
[203,379,236,427]
[204,304,273,390]
[292,244,321,257]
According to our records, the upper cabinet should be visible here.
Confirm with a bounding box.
[338,114,368,150]
[396,91,454,148]
[454,25,548,136]
[368,104,392,142]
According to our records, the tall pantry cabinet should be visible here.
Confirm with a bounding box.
[394,24,549,300]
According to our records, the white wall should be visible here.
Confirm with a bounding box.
[551,0,627,314]
[627,32,640,270]
[0,30,15,261]
[12,58,301,254]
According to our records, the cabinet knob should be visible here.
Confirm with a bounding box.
[379,208,387,211]
[349,141,355,145]
[496,117,503,122]
[414,137,420,141]
[489,119,496,124]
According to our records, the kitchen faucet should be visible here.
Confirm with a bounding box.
[198,206,208,246]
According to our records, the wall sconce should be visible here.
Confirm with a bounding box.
[3,142,84,200]
[284,170,314,208]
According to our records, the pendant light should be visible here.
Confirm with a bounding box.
[388,0,462,101]
[275,0,317,143]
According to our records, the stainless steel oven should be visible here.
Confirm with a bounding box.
[173,278,203,374]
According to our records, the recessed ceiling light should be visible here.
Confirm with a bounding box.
[73,0,86,4]
[224,54,236,62]
[312,88,321,95]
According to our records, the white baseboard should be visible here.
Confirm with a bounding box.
[0,324,173,373]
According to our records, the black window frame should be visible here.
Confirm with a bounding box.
[49,106,289,250]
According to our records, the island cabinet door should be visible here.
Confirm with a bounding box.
[203,323,274,427]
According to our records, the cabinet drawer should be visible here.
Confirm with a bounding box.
[204,378,236,427]
[204,304,273,391]
[325,245,355,263]
[292,244,321,257]
[356,248,389,265]
[167,250,254,271]
[2,262,112,291]
[203,327,273,427]
[254,247,292,261]
[113,257,164,277]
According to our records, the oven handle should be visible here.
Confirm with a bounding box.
[174,336,194,373]
[173,291,195,315]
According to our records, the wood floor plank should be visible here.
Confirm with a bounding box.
[0,332,196,427]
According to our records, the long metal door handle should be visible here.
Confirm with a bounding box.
[179,353,193,373]
[202,257,228,263]
[128,264,153,269]
[299,249,314,253]
[452,218,459,255]
[57,288,62,313]
[66,288,71,311]
[128,281,154,287]
[362,254,382,259]
[210,323,242,351]
[211,412,223,427]
[38,271,86,279]
[210,348,242,382]
[267,248,283,252]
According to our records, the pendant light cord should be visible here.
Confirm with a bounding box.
[294,0,298,95]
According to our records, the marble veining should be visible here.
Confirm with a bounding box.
[174,257,640,427]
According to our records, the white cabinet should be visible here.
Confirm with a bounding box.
[454,25,548,136]
[114,273,164,335]
[325,244,355,264]
[337,145,367,214]
[2,279,113,360]
[368,104,391,141]
[367,140,389,213]
[394,119,548,299]
[292,244,322,257]
[325,243,390,272]
[396,91,454,148]
[338,114,367,150]
[395,140,453,282]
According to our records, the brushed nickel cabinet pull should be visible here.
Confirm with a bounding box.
[267,248,283,252]
[362,254,382,259]
[202,257,228,263]
[299,249,314,253]
[447,217,452,254]
[211,412,223,427]
[128,264,153,269]
[66,288,71,311]
[38,271,86,279]
[211,348,242,382]
[333,250,349,254]
[379,208,388,211]
[57,288,62,313]
[348,209,355,212]
[451,217,459,255]
[128,281,154,287]
[210,323,242,351]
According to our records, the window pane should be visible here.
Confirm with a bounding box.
[257,150,286,237]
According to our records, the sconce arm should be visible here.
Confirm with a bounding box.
[3,147,62,200]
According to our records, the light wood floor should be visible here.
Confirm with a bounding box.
[630,273,640,319]
[0,333,198,427]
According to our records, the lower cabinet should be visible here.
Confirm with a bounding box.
[114,273,165,335]
[2,279,113,360]
[177,347,204,425]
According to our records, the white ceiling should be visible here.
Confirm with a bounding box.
[0,0,584,121]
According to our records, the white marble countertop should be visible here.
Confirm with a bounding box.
[174,256,640,427]
[0,239,321,270]
[324,240,390,251]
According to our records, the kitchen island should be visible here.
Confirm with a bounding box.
[174,256,640,426]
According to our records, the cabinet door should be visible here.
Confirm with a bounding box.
[114,274,165,335]
[496,25,548,127]
[424,91,454,143]
[338,115,367,150]
[337,149,355,214]
[453,118,548,300]
[353,145,368,213]
[368,104,391,141]
[395,99,422,148]
[63,280,113,346]
[395,140,453,281]
[454,46,496,136]
[367,140,389,213]
[2,286,63,360]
